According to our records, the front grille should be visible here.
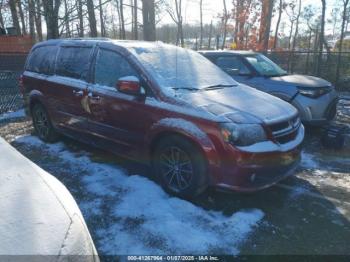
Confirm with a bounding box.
[268,116,301,144]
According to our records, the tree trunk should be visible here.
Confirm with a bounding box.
[99,0,105,36]
[77,0,84,37]
[0,0,4,29]
[259,0,274,50]
[133,0,138,39]
[28,0,35,39]
[174,0,184,47]
[288,20,294,50]
[17,0,27,34]
[9,0,21,35]
[0,10,4,30]
[221,0,228,49]
[42,0,61,39]
[317,0,326,75]
[199,0,203,49]
[34,0,43,41]
[116,0,122,38]
[273,0,283,49]
[120,0,126,39]
[142,0,156,41]
[64,0,71,37]
[335,0,350,86]
[208,20,213,49]
[291,0,301,51]
[86,0,98,37]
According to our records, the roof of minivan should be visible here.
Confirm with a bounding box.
[199,50,257,56]
[33,38,167,50]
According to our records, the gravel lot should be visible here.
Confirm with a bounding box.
[0,95,349,256]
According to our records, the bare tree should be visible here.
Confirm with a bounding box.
[86,0,98,37]
[119,0,126,39]
[142,0,156,41]
[199,0,203,49]
[166,0,184,46]
[35,0,43,40]
[259,0,274,50]
[77,0,84,36]
[17,0,27,34]
[317,0,326,75]
[63,0,71,37]
[42,0,61,39]
[9,0,21,35]
[133,0,138,39]
[208,20,213,49]
[286,1,297,50]
[221,0,228,49]
[291,0,301,51]
[0,0,4,29]
[336,0,350,86]
[28,0,36,38]
[273,0,285,49]
[99,0,106,36]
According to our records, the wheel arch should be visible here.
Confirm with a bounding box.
[28,90,46,114]
[146,118,221,170]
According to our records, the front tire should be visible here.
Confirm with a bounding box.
[153,135,209,199]
[31,103,59,143]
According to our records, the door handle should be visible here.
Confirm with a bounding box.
[73,90,84,97]
[88,92,101,101]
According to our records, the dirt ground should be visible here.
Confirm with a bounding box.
[0,95,349,257]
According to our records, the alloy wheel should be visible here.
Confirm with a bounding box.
[34,107,50,139]
[159,146,194,192]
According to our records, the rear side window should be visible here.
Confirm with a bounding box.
[56,47,92,80]
[94,49,138,87]
[26,46,57,75]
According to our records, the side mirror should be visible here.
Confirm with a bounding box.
[117,76,142,96]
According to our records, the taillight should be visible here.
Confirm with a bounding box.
[19,74,24,93]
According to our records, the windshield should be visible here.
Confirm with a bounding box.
[127,43,238,93]
[244,54,287,77]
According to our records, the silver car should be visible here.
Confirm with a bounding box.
[200,51,339,126]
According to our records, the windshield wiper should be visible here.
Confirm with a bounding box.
[172,87,200,91]
[202,84,237,91]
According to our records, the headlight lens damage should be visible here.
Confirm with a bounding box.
[220,123,267,146]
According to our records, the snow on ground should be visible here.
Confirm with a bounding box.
[14,135,264,255]
[0,109,25,121]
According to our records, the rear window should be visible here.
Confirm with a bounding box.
[56,46,92,80]
[26,46,57,75]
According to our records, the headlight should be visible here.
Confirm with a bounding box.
[298,86,332,98]
[220,123,267,146]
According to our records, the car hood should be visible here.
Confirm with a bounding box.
[179,84,298,124]
[269,74,331,88]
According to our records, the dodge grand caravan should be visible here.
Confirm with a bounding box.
[21,39,304,198]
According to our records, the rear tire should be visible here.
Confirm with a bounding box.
[31,103,59,143]
[153,135,209,199]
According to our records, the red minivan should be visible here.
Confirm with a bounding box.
[21,39,304,198]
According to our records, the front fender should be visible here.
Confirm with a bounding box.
[146,118,221,170]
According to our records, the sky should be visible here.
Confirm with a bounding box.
[159,0,342,35]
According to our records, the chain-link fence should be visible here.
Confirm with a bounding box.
[0,71,23,114]
[265,51,350,91]
[0,50,350,116]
